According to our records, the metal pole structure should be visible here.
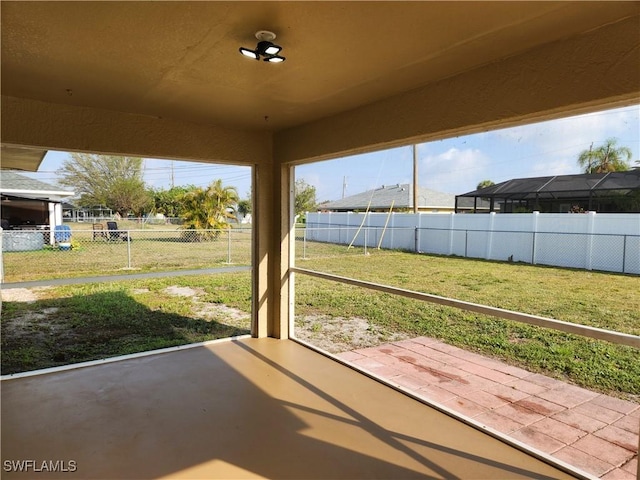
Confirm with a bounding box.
[127,231,132,268]
[378,200,395,249]
[0,229,4,283]
[303,227,307,259]
[413,144,419,214]
[227,229,232,264]
[622,235,627,274]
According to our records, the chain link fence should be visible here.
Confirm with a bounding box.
[3,223,637,283]
[1,227,252,283]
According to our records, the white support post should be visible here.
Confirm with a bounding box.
[486,212,496,260]
[531,211,539,264]
[48,202,56,245]
[448,212,455,255]
[586,211,596,271]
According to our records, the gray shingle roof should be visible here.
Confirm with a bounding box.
[0,171,72,194]
[322,184,455,211]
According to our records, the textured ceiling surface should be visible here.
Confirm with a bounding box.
[2,1,638,132]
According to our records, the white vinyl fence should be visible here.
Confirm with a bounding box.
[306,212,640,274]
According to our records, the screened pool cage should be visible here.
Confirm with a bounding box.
[455,171,640,214]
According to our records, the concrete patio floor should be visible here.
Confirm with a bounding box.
[336,336,639,480]
[2,338,582,479]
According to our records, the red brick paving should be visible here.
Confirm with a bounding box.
[595,425,639,452]
[337,336,639,479]
[620,456,637,475]
[509,426,566,453]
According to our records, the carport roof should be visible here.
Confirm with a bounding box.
[0,171,74,198]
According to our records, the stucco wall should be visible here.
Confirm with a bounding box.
[275,17,640,165]
[1,96,272,167]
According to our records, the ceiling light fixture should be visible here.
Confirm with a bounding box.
[239,30,286,63]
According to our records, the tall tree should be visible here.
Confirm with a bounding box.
[294,179,317,222]
[237,191,252,217]
[577,138,632,174]
[180,180,239,233]
[57,154,150,216]
[107,177,153,217]
[150,185,195,218]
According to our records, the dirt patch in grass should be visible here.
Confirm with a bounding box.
[1,283,255,375]
[1,287,52,303]
[164,286,201,297]
[1,284,398,373]
[294,314,411,353]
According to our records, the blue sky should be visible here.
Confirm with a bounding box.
[29,105,639,202]
[297,105,640,202]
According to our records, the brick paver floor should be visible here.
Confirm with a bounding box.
[337,336,639,479]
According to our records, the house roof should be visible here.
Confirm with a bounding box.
[322,184,459,211]
[0,171,74,200]
[458,171,640,201]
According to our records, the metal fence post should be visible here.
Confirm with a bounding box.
[303,227,307,259]
[622,234,627,273]
[126,231,132,268]
[227,228,232,264]
[465,230,468,258]
[532,211,539,265]
[0,230,4,283]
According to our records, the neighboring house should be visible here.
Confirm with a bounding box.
[321,183,480,213]
[0,171,75,238]
[456,171,640,213]
[62,202,113,222]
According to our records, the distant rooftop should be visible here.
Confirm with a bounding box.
[321,183,478,211]
[0,171,74,199]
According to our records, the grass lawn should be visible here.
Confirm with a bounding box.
[2,228,252,282]
[295,251,640,400]
[1,247,638,400]
[1,272,253,374]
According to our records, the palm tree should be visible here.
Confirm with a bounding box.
[577,138,632,174]
[180,180,239,239]
[476,180,495,190]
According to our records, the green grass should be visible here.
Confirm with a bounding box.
[295,250,639,399]
[2,228,252,282]
[1,272,252,374]
[1,244,638,400]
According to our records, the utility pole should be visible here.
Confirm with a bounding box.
[342,176,347,199]
[171,161,175,188]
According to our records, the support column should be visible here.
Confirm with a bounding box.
[273,163,293,339]
[252,159,292,339]
[253,162,271,338]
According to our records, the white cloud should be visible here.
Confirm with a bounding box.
[491,106,639,163]
[421,147,491,193]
